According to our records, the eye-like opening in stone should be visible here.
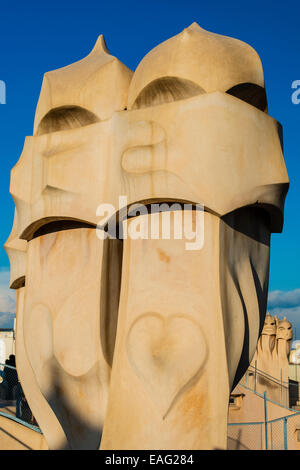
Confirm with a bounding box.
[131,76,206,110]
[36,105,100,136]
[20,217,95,241]
[226,83,268,112]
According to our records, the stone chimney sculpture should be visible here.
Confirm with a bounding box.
[5,23,289,450]
[255,314,277,370]
[272,317,293,382]
[249,313,292,402]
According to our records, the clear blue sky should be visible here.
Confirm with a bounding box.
[0,0,299,329]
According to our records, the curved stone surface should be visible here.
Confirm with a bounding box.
[5,24,289,450]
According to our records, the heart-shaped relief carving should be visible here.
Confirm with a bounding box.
[126,313,207,418]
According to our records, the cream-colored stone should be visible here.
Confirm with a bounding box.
[4,209,27,289]
[128,22,265,109]
[22,229,112,449]
[15,287,68,450]
[272,318,293,383]
[10,91,287,241]
[5,23,289,450]
[244,314,292,404]
[34,35,133,133]
[256,314,277,373]
[100,208,271,450]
